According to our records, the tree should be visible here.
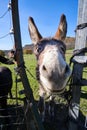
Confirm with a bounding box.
[0,50,5,57]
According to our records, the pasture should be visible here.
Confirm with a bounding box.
[0,49,87,116]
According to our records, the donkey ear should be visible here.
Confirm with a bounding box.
[54,14,67,41]
[28,17,42,44]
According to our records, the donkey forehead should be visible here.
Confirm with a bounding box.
[35,38,66,51]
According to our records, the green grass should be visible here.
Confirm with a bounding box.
[0,54,39,100]
[1,50,87,116]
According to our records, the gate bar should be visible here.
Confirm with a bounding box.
[11,0,44,130]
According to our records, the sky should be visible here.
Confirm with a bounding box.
[0,0,78,50]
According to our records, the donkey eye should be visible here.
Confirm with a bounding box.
[37,46,43,53]
[60,46,65,53]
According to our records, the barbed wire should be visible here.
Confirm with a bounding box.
[0,1,11,19]
[0,33,10,39]
[0,9,9,19]
[0,1,14,48]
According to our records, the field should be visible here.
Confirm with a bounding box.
[0,49,87,116]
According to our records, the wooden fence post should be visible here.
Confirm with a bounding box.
[11,0,44,130]
[69,0,87,130]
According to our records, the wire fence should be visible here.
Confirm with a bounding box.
[0,0,14,50]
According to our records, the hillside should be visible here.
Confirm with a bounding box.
[23,37,75,51]
[2,37,75,55]
[65,37,75,49]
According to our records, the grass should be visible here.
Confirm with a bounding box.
[0,54,39,100]
[0,49,87,116]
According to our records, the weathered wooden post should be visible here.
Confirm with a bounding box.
[69,0,87,130]
[11,0,45,130]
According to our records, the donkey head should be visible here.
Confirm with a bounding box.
[28,14,71,95]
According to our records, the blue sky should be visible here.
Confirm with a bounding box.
[0,0,78,50]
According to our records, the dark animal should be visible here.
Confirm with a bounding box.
[0,55,13,121]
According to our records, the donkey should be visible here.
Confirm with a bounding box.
[28,14,71,120]
[0,56,13,123]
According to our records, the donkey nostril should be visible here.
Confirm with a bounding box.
[43,65,47,71]
[65,65,69,73]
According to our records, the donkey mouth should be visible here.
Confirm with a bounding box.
[45,86,66,94]
[40,74,70,94]
[64,64,71,77]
